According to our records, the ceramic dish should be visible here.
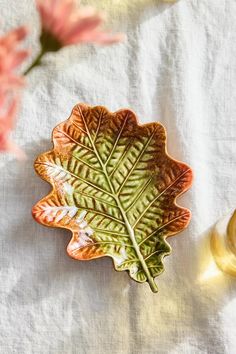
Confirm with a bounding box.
[32,103,193,292]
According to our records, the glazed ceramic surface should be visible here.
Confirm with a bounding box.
[32,104,193,292]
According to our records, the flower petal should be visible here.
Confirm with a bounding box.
[36,0,124,47]
[0,26,28,48]
[0,25,28,158]
[62,15,104,44]
[0,138,26,160]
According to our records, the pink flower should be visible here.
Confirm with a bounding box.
[0,26,29,89]
[0,96,26,159]
[0,26,29,158]
[36,0,124,50]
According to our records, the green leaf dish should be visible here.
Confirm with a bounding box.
[32,104,193,292]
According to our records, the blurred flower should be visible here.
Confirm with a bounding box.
[0,96,26,159]
[0,26,29,158]
[24,0,124,74]
[0,26,28,89]
[36,0,124,52]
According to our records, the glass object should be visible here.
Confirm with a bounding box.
[211,210,236,276]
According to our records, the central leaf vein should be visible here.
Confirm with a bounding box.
[77,106,158,292]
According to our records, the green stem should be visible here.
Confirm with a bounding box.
[115,196,158,293]
[24,49,45,75]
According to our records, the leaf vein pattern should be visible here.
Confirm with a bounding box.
[138,212,190,246]
[125,177,153,212]
[35,162,114,197]
[70,241,134,255]
[72,154,102,173]
[144,250,164,261]
[117,131,156,195]
[93,110,103,142]
[105,113,129,166]
[72,120,88,135]
[133,169,191,228]
[92,228,130,238]
[79,207,125,225]
[56,129,93,152]
[74,189,117,208]
[108,140,134,177]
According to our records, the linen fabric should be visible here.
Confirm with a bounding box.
[0,0,236,353]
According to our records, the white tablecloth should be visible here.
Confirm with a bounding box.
[0,0,236,353]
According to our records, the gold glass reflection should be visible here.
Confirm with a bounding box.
[211,210,236,276]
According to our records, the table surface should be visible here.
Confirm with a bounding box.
[0,0,236,353]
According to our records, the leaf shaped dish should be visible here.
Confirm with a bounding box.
[32,104,193,292]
